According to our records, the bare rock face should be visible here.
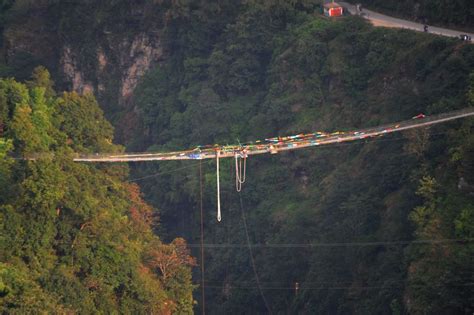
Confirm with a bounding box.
[60,31,163,108]
[56,30,164,144]
[97,47,108,72]
[2,3,166,145]
[120,33,163,103]
[61,46,94,95]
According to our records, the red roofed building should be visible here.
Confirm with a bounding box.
[324,2,343,17]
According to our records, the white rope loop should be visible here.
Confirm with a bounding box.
[241,155,246,184]
[235,155,242,192]
[235,150,247,192]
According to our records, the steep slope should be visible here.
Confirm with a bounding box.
[0,1,473,314]
[0,0,246,145]
[0,68,195,313]
[129,8,474,314]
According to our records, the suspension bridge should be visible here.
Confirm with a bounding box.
[74,107,474,163]
[73,106,474,312]
[70,107,474,222]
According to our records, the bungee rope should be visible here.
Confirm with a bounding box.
[216,150,221,222]
[235,149,247,192]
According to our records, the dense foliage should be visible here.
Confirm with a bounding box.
[0,68,195,313]
[128,4,474,314]
[0,1,473,314]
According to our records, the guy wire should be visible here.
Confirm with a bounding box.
[238,191,273,314]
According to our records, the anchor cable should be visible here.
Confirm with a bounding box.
[238,191,272,314]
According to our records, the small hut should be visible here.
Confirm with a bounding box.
[323,2,343,17]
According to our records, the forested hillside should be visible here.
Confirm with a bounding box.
[128,3,474,314]
[1,1,473,314]
[0,67,195,313]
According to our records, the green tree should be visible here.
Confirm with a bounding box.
[56,92,118,153]
[0,71,195,313]
[26,65,55,98]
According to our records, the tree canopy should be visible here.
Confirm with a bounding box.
[0,67,195,313]
[0,1,473,313]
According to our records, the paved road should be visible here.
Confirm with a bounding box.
[339,1,474,40]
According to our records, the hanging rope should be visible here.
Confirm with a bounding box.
[235,155,242,192]
[240,155,247,184]
[235,150,247,192]
[199,160,206,314]
[216,151,221,222]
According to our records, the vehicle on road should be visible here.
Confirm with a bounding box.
[412,113,426,119]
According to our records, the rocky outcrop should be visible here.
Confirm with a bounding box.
[60,32,163,107]
[61,46,94,94]
[3,3,165,144]
[119,33,163,103]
